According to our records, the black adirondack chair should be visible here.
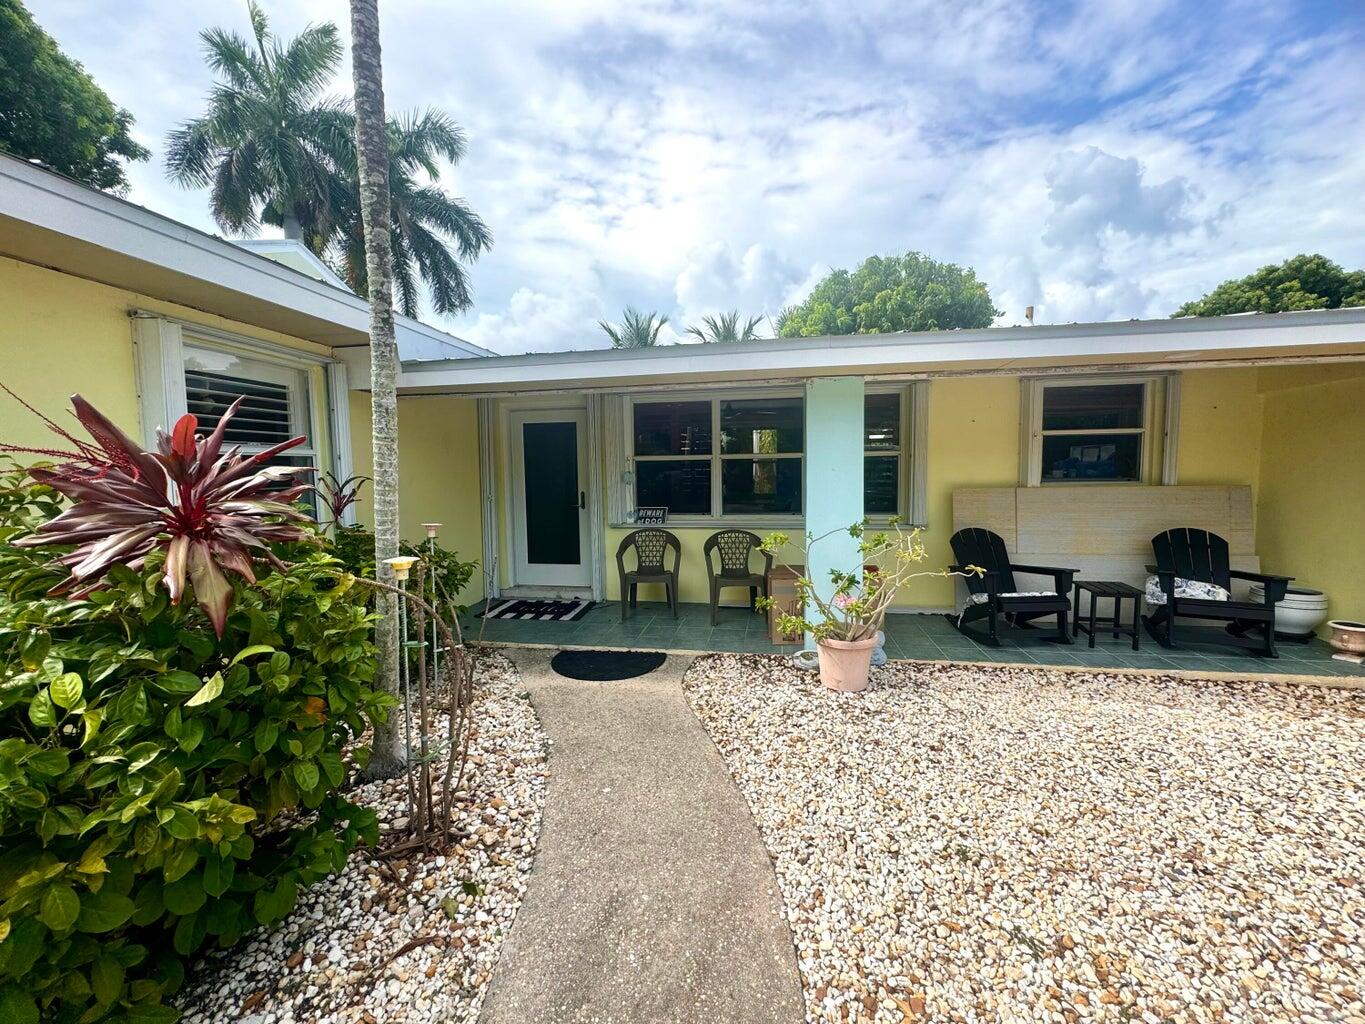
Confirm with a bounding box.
[1143,528,1292,657]
[947,528,1077,646]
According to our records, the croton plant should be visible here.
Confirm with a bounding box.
[9,393,316,634]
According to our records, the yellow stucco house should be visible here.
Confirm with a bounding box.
[3,151,1364,660]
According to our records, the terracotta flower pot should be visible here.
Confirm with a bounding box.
[816,635,879,692]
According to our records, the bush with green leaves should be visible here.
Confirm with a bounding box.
[0,468,392,1023]
[331,524,476,609]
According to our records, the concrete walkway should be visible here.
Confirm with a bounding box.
[479,649,804,1024]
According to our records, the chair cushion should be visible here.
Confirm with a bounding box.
[967,590,1056,606]
[1143,575,1229,606]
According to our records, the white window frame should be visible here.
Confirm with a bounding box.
[614,381,928,528]
[131,312,354,520]
[1020,372,1179,487]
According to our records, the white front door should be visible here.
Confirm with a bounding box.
[510,409,592,588]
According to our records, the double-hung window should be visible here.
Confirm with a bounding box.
[1021,375,1177,485]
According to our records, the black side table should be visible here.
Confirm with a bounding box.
[1072,580,1142,650]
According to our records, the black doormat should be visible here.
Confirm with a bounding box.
[550,649,667,681]
[478,598,594,622]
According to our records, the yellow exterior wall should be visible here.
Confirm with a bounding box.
[602,370,1270,610]
[0,256,332,448]
[348,393,485,603]
[1255,363,1365,630]
[1175,367,1264,488]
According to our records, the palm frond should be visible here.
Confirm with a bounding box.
[406,187,492,259]
[409,224,474,314]
[602,307,668,348]
[278,21,343,99]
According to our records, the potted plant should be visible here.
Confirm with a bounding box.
[760,519,975,692]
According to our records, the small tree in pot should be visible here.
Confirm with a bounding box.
[761,520,979,691]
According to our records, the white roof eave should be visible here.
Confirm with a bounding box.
[394,307,1365,394]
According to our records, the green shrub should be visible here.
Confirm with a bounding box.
[0,469,392,1023]
[332,524,477,608]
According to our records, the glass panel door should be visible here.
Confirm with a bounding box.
[522,421,581,565]
[510,409,591,588]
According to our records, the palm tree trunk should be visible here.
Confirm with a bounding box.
[349,0,403,777]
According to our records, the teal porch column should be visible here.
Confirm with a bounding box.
[803,376,865,651]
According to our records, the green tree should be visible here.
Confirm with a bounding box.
[777,252,1000,337]
[686,310,765,343]
[166,2,490,316]
[1174,254,1365,317]
[0,0,149,192]
[321,110,492,317]
[163,1,348,243]
[599,307,669,348]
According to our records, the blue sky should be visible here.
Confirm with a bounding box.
[23,0,1365,352]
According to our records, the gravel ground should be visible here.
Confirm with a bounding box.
[683,654,1365,1024]
[176,651,547,1024]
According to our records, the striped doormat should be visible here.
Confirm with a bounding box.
[477,598,595,622]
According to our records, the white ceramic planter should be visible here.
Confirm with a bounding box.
[1249,583,1329,637]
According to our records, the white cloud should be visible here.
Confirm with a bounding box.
[673,243,804,328]
[20,0,1365,348]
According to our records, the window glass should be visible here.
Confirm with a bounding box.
[1041,433,1141,481]
[719,398,803,454]
[721,458,802,515]
[185,370,295,447]
[635,460,711,514]
[633,401,711,456]
[864,456,899,514]
[1042,383,1144,431]
[864,393,900,451]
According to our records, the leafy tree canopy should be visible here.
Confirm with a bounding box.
[1174,253,1365,317]
[777,252,1000,338]
[0,0,149,192]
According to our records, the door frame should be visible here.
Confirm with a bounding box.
[507,406,593,590]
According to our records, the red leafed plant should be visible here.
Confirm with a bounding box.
[8,392,316,635]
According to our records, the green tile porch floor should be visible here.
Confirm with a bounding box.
[466,600,1365,681]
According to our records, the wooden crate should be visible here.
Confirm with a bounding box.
[767,564,805,644]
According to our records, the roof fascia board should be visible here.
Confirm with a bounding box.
[397,307,1365,391]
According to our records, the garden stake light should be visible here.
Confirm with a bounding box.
[423,522,443,698]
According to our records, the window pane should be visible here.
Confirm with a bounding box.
[636,460,711,514]
[864,456,898,514]
[719,398,803,454]
[721,458,802,515]
[185,370,297,446]
[634,401,712,456]
[1041,433,1141,481]
[1042,383,1144,431]
[864,393,900,451]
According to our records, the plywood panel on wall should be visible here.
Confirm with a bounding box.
[951,486,1259,601]
[1013,486,1254,555]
